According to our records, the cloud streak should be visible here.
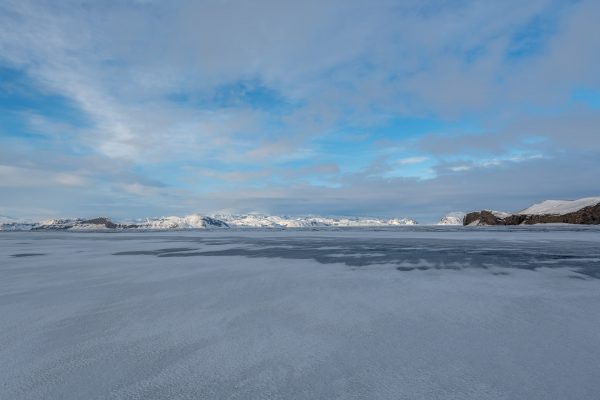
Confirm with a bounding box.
[0,0,599,220]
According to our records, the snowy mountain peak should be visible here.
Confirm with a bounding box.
[519,197,600,215]
[135,214,229,229]
[437,212,466,225]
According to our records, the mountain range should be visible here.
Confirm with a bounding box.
[0,214,418,231]
[3,196,600,231]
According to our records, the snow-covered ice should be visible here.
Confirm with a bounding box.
[1,227,600,399]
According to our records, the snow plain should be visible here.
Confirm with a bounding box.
[2,227,600,399]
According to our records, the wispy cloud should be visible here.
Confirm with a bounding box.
[0,0,599,219]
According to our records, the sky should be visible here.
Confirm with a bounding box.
[1,0,599,223]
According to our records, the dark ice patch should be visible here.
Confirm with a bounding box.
[11,253,45,257]
[568,275,588,280]
[113,247,197,256]
[110,237,600,279]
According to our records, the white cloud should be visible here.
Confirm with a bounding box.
[396,156,428,165]
[54,173,87,187]
[0,165,87,188]
[449,165,471,172]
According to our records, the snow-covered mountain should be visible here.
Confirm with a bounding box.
[437,212,466,225]
[34,218,117,230]
[0,215,37,231]
[133,215,229,229]
[214,214,417,228]
[0,213,418,231]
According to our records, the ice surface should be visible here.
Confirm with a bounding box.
[1,228,600,399]
[519,196,600,215]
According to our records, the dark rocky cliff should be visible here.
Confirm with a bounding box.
[463,203,600,225]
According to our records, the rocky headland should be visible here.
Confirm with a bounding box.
[464,197,600,226]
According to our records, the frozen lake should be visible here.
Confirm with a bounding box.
[2,227,600,399]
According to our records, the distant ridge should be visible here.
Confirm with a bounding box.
[0,214,418,231]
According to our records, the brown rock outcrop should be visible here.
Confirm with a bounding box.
[463,203,600,225]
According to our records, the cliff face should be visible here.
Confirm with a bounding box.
[463,211,506,226]
[464,203,600,225]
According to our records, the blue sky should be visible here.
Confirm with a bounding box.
[1,0,600,222]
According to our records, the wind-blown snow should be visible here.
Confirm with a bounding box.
[520,197,600,215]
